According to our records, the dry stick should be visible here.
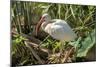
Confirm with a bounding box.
[12,31,49,64]
[61,47,74,63]
[25,41,44,64]
[12,31,41,44]
[39,35,50,45]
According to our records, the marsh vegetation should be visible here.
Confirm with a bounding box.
[11,1,96,66]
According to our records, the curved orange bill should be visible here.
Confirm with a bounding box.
[35,17,44,36]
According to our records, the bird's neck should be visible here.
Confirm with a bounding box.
[41,21,50,31]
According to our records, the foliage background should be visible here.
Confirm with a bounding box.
[11,1,96,66]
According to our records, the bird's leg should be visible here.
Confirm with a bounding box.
[60,41,65,55]
[52,40,58,54]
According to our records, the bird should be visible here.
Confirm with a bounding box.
[35,13,77,54]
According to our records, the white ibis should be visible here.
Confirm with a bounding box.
[36,13,77,53]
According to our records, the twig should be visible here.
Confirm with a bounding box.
[12,31,41,44]
[39,35,50,45]
[61,47,74,63]
[25,41,44,64]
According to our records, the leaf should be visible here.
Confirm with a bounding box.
[69,37,82,48]
[77,29,96,57]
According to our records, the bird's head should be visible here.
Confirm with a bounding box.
[35,13,51,36]
[42,13,51,22]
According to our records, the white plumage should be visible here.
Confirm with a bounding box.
[36,13,77,42]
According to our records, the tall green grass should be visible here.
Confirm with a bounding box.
[11,1,96,66]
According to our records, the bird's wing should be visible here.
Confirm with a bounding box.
[50,20,77,41]
[50,25,66,41]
